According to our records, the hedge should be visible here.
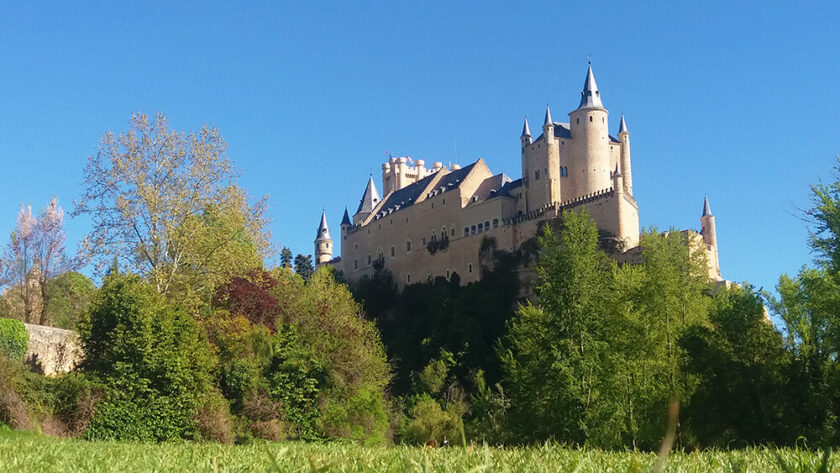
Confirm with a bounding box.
[0,318,29,362]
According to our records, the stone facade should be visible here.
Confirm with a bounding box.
[315,65,722,288]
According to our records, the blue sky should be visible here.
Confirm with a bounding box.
[1,1,839,293]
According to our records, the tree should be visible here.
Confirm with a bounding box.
[73,112,271,307]
[280,247,293,269]
[80,274,215,441]
[680,285,790,447]
[501,208,618,444]
[2,198,77,325]
[272,267,392,444]
[43,272,96,330]
[807,156,840,272]
[293,254,314,281]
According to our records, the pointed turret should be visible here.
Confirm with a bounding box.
[521,116,532,148]
[314,210,333,266]
[577,63,604,110]
[618,114,628,134]
[340,207,351,227]
[700,196,721,280]
[543,105,553,125]
[521,117,531,137]
[315,210,330,241]
[355,175,381,215]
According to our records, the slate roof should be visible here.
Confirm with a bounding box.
[534,122,572,142]
[578,63,604,110]
[315,210,330,241]
[374,163,477,218]
[355,175,381,215]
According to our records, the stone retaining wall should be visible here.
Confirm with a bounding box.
[23,323,83,376]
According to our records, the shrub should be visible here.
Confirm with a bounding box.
[0,355,33,430]
[0,318,29,362]
[84,392,198,441]
[401,394,463,445]
[79,274,215,441]
[196,390,234,444]
[272,268,392,444]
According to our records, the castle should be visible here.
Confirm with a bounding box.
[313,65,722,288]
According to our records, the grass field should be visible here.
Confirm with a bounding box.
[0,428,832,472]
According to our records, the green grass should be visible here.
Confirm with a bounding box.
[0,429,832,472]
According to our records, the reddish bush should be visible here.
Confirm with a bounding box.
[214,270,281,332]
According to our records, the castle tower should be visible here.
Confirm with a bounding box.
[520,116,532,149]
[521,107,561,212]
[314,210,333,266]
[354,175,381,225]
[340,207,351,229]
[569,63,611,197]
[618,114,633,195]
[700,196,721,280]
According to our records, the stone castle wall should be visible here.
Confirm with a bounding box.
[23,323,82,376]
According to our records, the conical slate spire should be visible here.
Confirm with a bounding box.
[619,114,628,134]
[355,175,381,215]
[340,207,351,226]
[316,210,331,241]
[543,106,553,126]
[702,196,713,217]
[578,63,604,110]
[521,117,531,137]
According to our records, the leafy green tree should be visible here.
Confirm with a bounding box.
[73,112,271,308]
[680,285,790,447]
[501,208,618,444]
[611,229,711,448]
[43,272,95,330]
[79,274,215,441]
[273,267,391,444]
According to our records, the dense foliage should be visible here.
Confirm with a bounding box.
[0,318,29,362]
[79,274,215,441]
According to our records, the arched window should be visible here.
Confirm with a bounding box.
[471,225,476,235]
[442,227,448,239]
[446,269,450,279]
[468,263,473,273]
[390,246,395,258]
[485,221,490,230]
[464,227,469,237]
[354,260,358,270]
[431,230,437,242]
[535,169,540,180]
[589,116,593,122]
[478,223,484,233]
[406,240,411,252]
[493,218,499,228]
[407,273,411,284]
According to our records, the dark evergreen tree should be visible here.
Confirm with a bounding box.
[293,254,314,281]
[280,247,293,269]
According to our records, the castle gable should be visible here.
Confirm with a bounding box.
[464,173,513,208]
